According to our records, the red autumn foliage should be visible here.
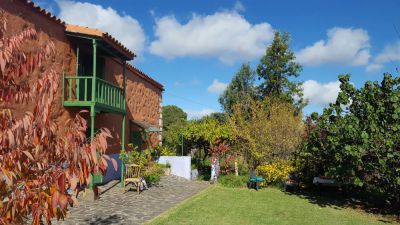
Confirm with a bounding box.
[0,10,114,224]
[209,141,234,174]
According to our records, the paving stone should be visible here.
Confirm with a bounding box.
[52,176,209,225]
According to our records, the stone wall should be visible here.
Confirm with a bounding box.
[1,0,77,134]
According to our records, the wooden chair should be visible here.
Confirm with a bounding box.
[123,164,141,193]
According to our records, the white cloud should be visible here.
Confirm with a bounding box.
[57,1,146,55]
[375,41,400,63]
[302,80,341,106]
[297,27,370,66]
[149,12,274,64]
[233,1,245,12]
[366,41,400,72]
[186,108,215,120]
[207,80,228,94]
[365,63,383,72]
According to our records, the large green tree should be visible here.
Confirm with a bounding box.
[257,31,305,111]
[162,105,187,151]
[300,74,400,207]
[162,105,187,129]
[219,63,256,114]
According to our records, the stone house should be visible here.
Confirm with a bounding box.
[1,0,164,183]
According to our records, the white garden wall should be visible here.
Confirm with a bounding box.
[158,156,191,180]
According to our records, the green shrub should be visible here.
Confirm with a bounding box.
[218,174,248,188]
[157,146,176,156]
[144,173,161,185]
[120,145,147,167]
[144,162,164,185]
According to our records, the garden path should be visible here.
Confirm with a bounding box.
[53,176,209,225]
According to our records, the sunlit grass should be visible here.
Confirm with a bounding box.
[148,186,398,225]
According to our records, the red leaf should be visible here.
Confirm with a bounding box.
[23,151,34,161]
[111,158,118,171]
[57,173,66,192]
[58,194,68,210]
[69,174,78,190]
[51,191,59,209]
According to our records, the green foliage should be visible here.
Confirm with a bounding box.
[219,63,257,114]
[162,105,187,128]
[256,160,295,184]
[229,97,303,168]
[256,31,305,111]
[183,117,233,147]
[120,144,147,167]
[299,73,400,205]
[162,105,187,151]
[158,145,176,156]
[218,174,248,188]
[144,162,164,185]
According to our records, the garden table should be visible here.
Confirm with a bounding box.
[249,176,264,191]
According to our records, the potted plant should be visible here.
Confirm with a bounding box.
[164,161,171,175]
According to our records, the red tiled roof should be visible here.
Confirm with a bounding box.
[21,0,66,26]
[126,63,164,91]
[65,25,135,60]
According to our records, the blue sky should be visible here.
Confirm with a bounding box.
[39,0,400,118]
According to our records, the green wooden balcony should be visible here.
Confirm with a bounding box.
[63,75,125,113]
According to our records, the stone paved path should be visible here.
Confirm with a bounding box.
[53,176,209,225]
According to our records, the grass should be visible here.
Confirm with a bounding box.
[147,186,399,225]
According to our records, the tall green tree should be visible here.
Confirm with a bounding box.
[162,105,187,151]
[162,105,187,129]
[219,63,256,114]
[257,31,305,111]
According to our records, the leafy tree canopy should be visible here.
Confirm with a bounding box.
[300,73,400,206]
[229,97,303,168]
[256,31,305,111]
[219,63,256,114]
[162,105,187,130]
[162,105,187,151]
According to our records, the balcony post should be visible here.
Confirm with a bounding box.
[92,39,97,102]
[75,47,80,101]
[90,39,97,190]
[75,47,79,76]
[121,61,126,187]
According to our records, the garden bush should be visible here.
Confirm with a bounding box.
[218,174,248,188]
[144,162,165,185]
[158,145,176,156]
[256,160,295,184]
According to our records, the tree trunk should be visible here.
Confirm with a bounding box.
[234,160,239,176]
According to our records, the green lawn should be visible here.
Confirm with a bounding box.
[148,186,398,225]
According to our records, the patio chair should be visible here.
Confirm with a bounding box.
[124,164,141,193]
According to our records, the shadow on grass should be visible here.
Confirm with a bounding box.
[283,187,399,224]
[85,214,125,225]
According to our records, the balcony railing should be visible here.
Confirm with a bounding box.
[63,75,125,113]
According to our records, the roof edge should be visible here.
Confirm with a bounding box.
[126,63,164,91]
[65,24,135,60]
[21,0,66,27]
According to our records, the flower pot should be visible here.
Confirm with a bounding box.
[164,168,171,176]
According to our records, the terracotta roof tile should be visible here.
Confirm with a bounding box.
[21,0,66,26]
[65,24,135,60]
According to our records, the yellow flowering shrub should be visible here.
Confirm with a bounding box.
[256,160,295,184]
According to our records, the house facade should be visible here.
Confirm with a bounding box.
[1,0,164,183]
